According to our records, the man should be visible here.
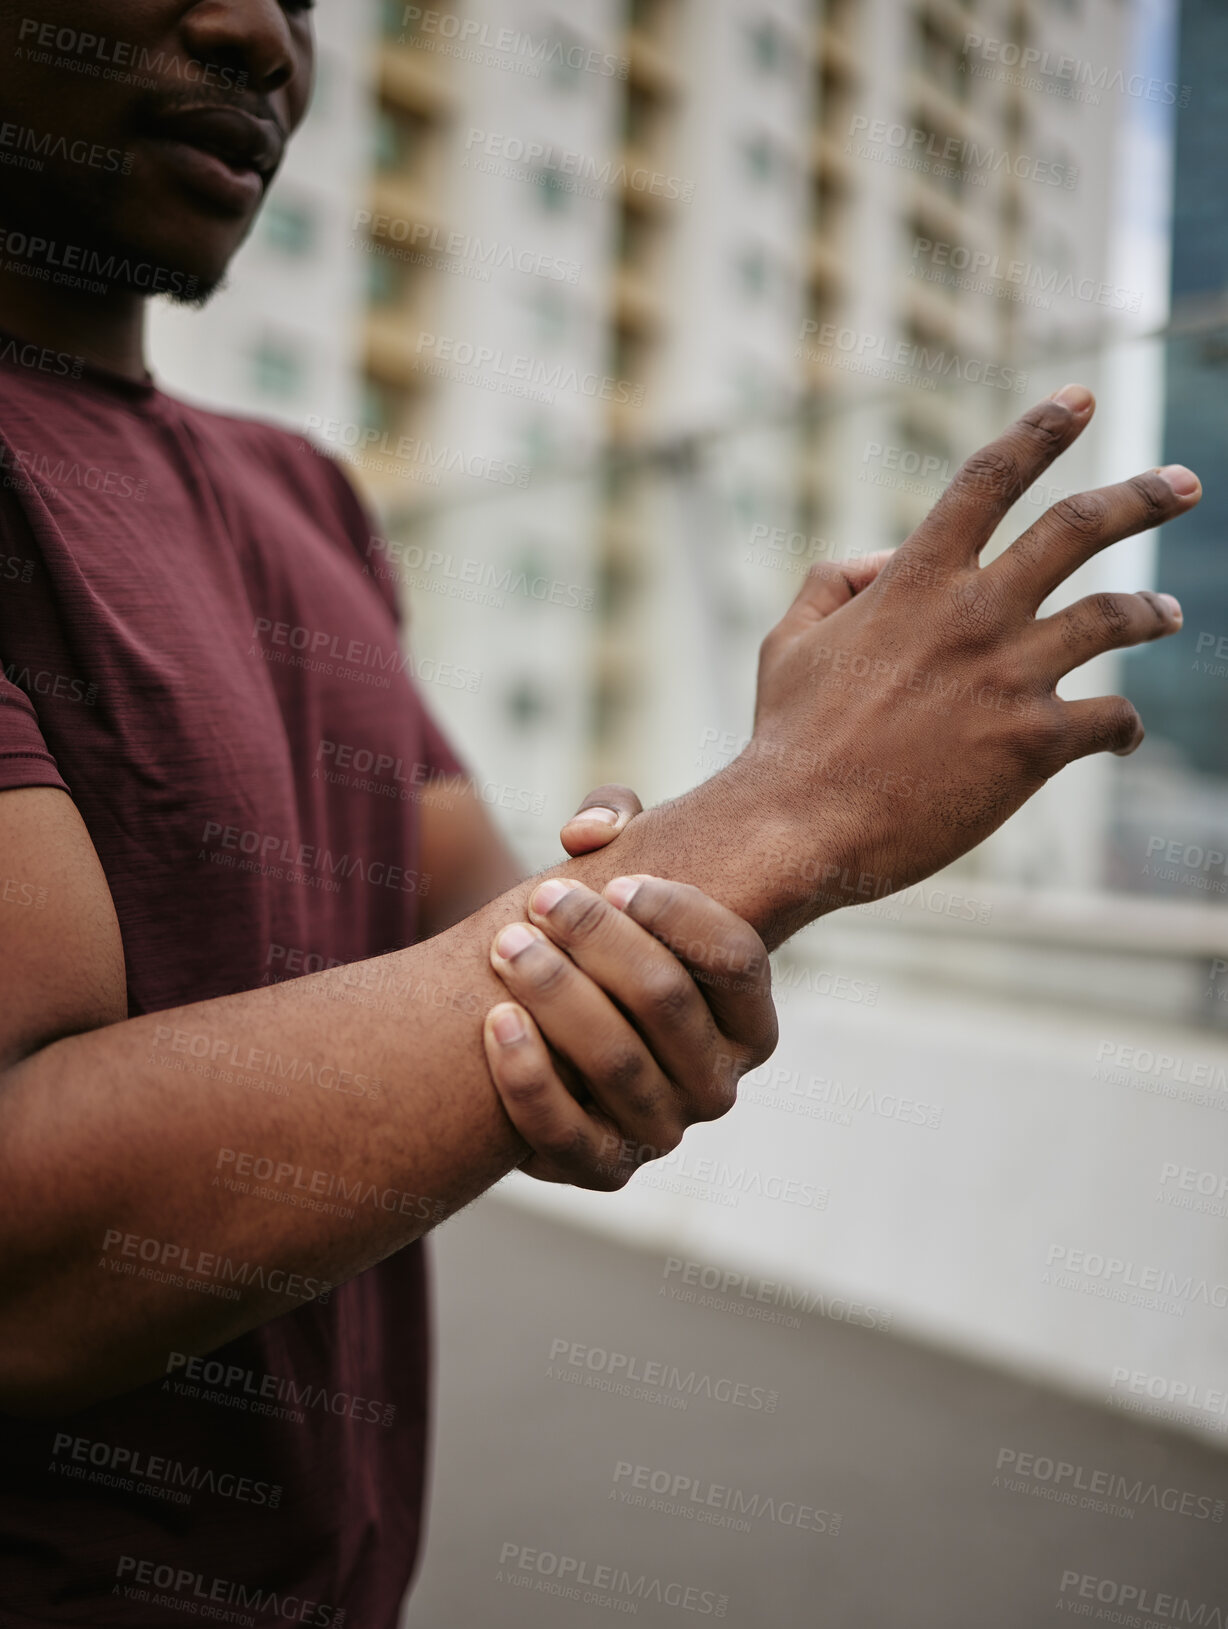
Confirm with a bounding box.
[0,2,1199,1624]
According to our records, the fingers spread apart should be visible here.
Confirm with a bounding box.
[991,467,1201,611]
[1029,589,1182,682]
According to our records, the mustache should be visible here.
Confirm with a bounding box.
[139,82,286,134]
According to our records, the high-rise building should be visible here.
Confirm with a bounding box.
[1124,0,1228,776]
[148,0,1153,889]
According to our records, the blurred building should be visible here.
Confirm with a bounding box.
[1122,0,1228,772]
[151,0,1157,891]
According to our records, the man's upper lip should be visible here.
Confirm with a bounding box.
[145,106,284,176]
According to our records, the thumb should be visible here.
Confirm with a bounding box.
[560,783,644,856]
[771,551,894,641]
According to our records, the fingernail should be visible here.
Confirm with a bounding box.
[1051,383,1094,413]
[490,1004,527,1045]
[571,805,620,825]
[493,923,538,961]
[1157,592,1183,624]
[605,875,650,910]
[530,878,579,916]
[1157,464,1201,498]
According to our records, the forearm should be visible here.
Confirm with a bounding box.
[0,761,796,1413]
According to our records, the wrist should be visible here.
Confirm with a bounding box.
[726,737,882,944]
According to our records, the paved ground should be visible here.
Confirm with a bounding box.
[401,1196,1228,1629]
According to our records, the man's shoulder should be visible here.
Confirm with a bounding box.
[172,394,368,520]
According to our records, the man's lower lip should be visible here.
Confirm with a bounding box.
[148,136,263,213]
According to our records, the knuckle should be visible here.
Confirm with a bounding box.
[641,962,695,1022]
[598,1045,648,1097]
[1127,471,1172,522]
[690,1080,737,1124]
[1051,491,1108,540]
[1019,399,1072,449]
[1089,592,1133,639]
[951,576,1003,644]
[958,446,1020,498]
[1017,706,1069,771]
[498,1070,549,1112]
[554,886,608,942]
[1099,696,1141,749]
[520,947,570,997]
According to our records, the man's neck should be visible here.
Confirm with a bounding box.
[0,269,147,382]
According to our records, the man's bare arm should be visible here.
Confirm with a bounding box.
[0,389,1198,1415]
[0,774,772,1418]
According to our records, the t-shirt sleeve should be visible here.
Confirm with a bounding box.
[292,437,472,784]
[0,672,69,795]
[420,701,468,781]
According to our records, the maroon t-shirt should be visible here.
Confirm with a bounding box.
[0,347,463,1625]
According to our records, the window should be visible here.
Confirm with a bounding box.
[263,198,316,256]
[736,245,770,299]
[743,132,775,185]
[548,27,586,91]
[505,676,552,729]
[381,0,410,39]
[747,17,786,73]
[374,104,429,178]
[530,285,571,345]
[360,378,399,439]
[535,167,571,215]
[365,252,402,307]
[251,338,305,399]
